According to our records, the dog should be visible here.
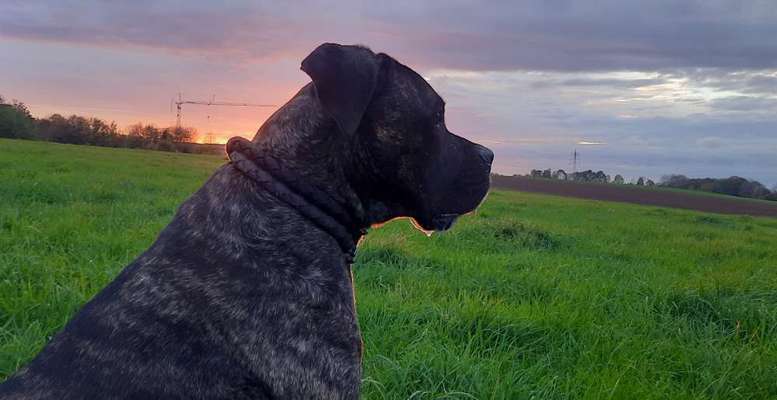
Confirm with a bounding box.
[0,43,493,399]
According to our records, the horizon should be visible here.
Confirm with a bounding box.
[2,2,777,185]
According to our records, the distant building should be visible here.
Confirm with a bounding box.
[553,169,568,180]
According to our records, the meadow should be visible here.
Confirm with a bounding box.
[1,138,776,399]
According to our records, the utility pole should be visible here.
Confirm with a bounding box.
[571,148,579,180]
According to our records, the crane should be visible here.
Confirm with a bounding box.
[171,93,276,128]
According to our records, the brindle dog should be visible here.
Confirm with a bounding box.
[0,43,493,399]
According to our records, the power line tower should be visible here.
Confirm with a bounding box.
[171,93,276,128]
[570,148,579,180]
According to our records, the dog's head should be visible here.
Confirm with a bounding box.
[301,43,493,232]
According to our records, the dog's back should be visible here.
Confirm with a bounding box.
[0,164,362,399]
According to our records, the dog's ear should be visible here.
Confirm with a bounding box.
[301,43,380,135]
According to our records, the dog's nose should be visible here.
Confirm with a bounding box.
[476,145,494,166]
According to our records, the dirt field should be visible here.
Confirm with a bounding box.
[492,175,777,218]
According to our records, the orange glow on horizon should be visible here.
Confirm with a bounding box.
[20,81,303,147]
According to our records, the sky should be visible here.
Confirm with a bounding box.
[1,1,776,185]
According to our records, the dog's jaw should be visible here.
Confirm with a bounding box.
[430,214,460,231]
[408,213,460,235]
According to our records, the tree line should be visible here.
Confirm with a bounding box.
[660,174,777,201]
[0,94,223,154]
[526,168,777,202]
[529,168,656,186]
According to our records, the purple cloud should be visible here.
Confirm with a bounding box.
[3,1,777,71]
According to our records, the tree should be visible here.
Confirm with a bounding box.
[661,174,689,187]
[86,118,121,146]
[767,189,777,201]
[613,174,625,184]
[0,98,35,139]
[637,177,645,186]
[542,169,552,179]
[127,123,154,148]
[658,174,775,201]
[713,176,742,196]
[1,92,206,153]
[36,113,66,141]
[169,126,196,143]
[11,100,32,120]
[646,179,655,186]
[571,170,606,183]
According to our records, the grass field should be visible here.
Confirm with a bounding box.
[1,138,777,399]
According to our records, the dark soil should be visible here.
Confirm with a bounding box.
[492,175,777,218]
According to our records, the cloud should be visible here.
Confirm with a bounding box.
[696,137,723,149]
[709,96,777,112]
[560,78,664,88]
[3,1,777,71]
[577,141,606,146]
[425,67,777,184]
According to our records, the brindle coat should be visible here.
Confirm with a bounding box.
[0,43,493,399]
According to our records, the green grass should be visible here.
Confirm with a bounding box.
[2,138,777,399]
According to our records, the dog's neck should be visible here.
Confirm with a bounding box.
[227,137,364,258]
[249,85,369,244]
[250,84,413,239]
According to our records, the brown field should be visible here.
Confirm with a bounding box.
[492,175,777,218]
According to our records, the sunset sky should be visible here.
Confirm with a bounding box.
[2,1,777,184]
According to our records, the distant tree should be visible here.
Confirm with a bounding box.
[613,174,625,184]
[699,180,716,191]
[657,174,775,200]
[1,93,208,154]
[36,113,64,141]
[552,169,567,180]
[594,170,608,183]
[637,177,645,186]
[530,169,543,178]
[170,126,196,143]
[767,190,777,201]
[126,123,166,149]
[572,170,592,182]
[87,118,121,146]
[661,174,689,187]
[0,98,35,139]
[11,100,32,119]
[125,122,146,148]
[712,176,746,196]
[143,124,161,145]
[542,169,552,179]
[646,179,655,186]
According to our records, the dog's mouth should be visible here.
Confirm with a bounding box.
[411,159,492,235]
[431,213,460,231]
[410,213,461,235]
